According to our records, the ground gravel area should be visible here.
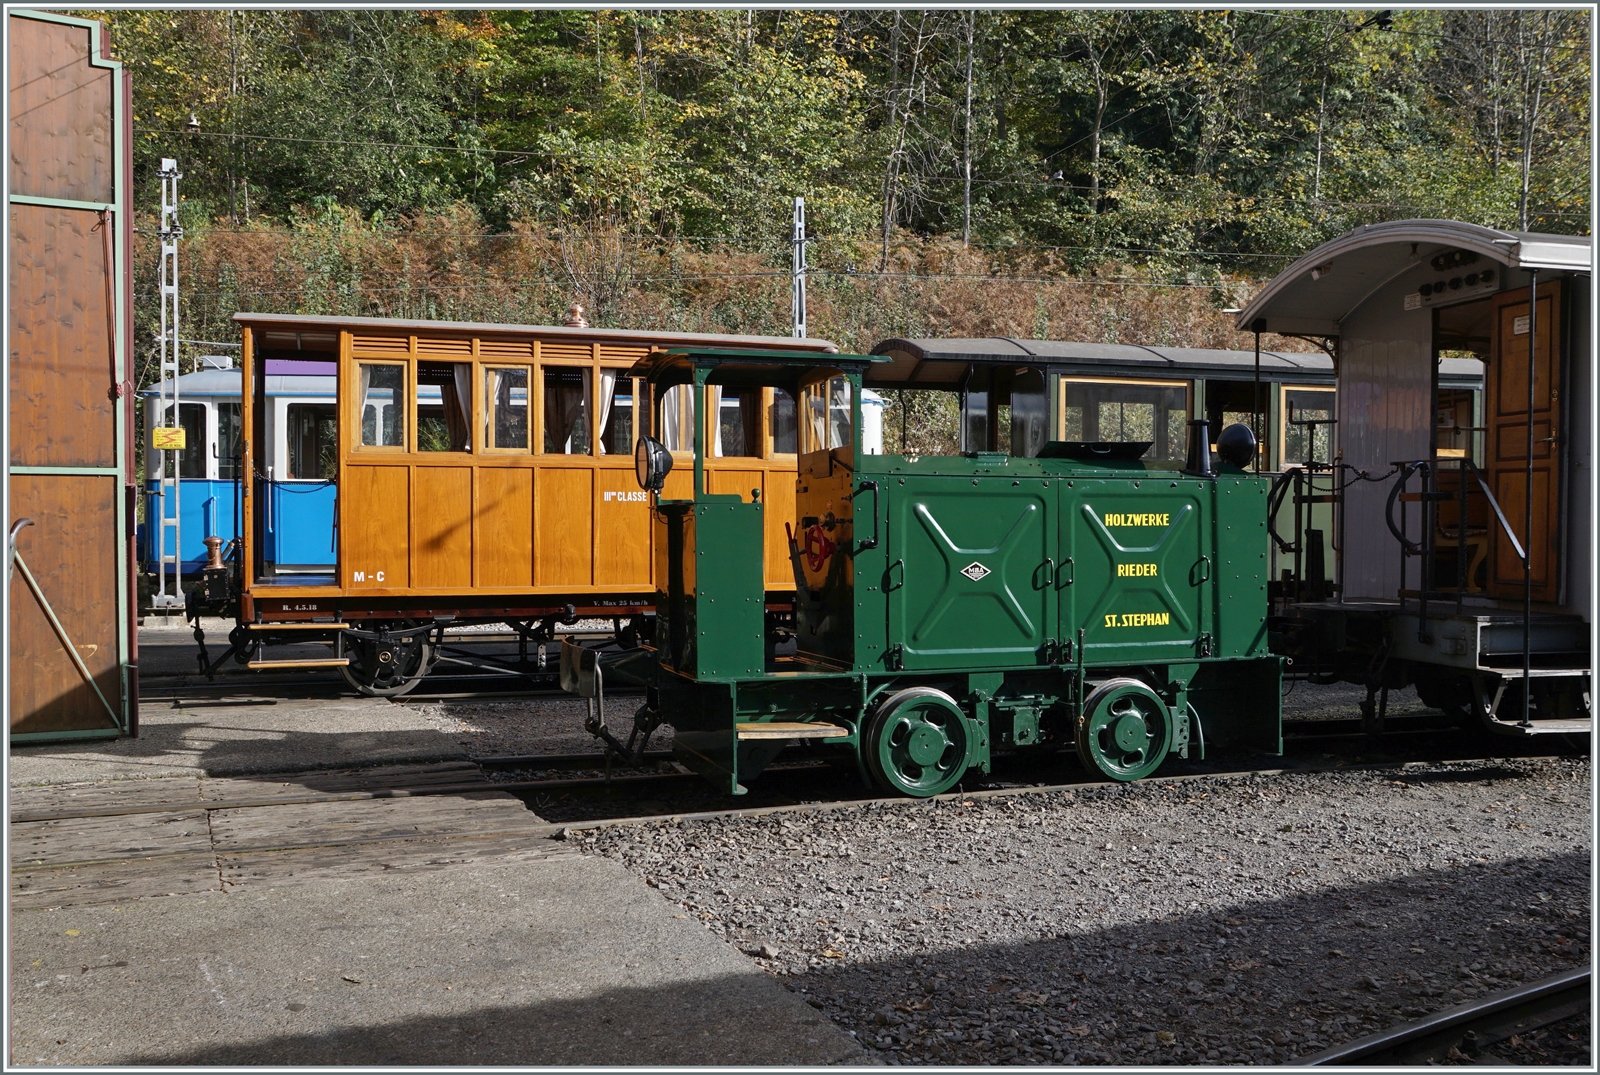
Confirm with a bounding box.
[571,757,1591,1065]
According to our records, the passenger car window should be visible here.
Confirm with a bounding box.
[417,362,471,452]
[711,387,762,458]
[770,388,797,454]
[286,404,337,479]
[1061,379,1188,461]
[600,375,634,455]
[358,363,405,448]
[484,366,530,450]
[543,366,591,454]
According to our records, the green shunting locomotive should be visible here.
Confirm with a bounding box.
[562,348,1282,797]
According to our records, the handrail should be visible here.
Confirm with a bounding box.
[1384,462,1428,555]
[1267,469,1297,553]
[1385,458,1526,564]
[1461,458,1527,565]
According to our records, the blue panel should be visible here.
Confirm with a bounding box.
[141,480,241,572]
[264,482,338,568]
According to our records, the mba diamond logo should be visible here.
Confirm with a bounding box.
[960,561,991,582]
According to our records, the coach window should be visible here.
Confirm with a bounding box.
[1061,378,1188,462]
[287,404,337,478]
[1280,386,1336,466]
[800,375,852,454]
[600,375,636,455]
[543,366,591,454]
[769,388,798,454]
[216,402,244,480]
[1009,368,1049,458]
[657,383,696,453]
[484,366,531,451]
[357,363,406,449]
[417,362,472,452]
[711,386,762,457]
[156,402,208,478]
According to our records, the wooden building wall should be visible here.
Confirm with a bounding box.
[7,12,135,738]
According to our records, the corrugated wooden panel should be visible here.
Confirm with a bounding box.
[479,338,534,360]
[8,203,116,467]
[416,336,472,356]
[350,334,409,354]
[707,468,762,503]
[478,467,534,587]
[7,16,114,202]
[9,474,120,733]
[540,340,591,363]
[413,466,473,588]
[535,468,593,586]
[1333,301,1431,600]
[342,465,410,588]
[593,471,651,587]
[599,344,650,364]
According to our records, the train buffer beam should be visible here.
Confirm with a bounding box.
[734,722,849,740]
[246,657,353,671]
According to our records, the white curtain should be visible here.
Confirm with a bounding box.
[709,385,723,456]
[357,364,373,445]
[452,364,472,450]
[661,384,693,452]
[597,370,618,454]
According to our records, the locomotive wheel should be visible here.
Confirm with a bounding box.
[339,623,435,698]
[1075,678,1172,782]
[864,687,972,798]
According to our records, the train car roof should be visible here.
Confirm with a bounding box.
[138,369,336,399]
[231,311,840,353]
[1236,219,1591,334]
[872,337,1481,389]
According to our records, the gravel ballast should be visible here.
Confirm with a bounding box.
[571,758,1591,1065]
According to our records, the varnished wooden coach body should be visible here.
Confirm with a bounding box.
[235,313,836,628]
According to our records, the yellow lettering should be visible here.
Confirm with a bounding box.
[1116,563,1158,577]
[1102,512,1171,528]
[1101,610,1172,628]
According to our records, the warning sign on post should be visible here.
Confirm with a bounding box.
[152,427,187,450]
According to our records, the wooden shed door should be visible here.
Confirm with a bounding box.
[1486,282,1561,602]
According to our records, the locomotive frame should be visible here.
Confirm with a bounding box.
[567,347,1282,796]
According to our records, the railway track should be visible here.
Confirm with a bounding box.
[1299,968,1591,1065]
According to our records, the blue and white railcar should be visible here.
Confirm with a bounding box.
[139,357,338,574]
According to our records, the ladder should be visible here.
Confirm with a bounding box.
[151,158,184,610]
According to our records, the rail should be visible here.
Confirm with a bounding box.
[1297,967,1589,1065]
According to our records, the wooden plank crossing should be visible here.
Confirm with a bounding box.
[8,763,569,910]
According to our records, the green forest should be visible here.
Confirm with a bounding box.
[91,7,1590,381]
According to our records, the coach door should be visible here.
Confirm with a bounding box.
[1485,282,1561,603]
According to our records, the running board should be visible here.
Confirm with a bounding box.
[735,722,849,740]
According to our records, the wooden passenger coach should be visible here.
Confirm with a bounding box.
[236,312,835,623]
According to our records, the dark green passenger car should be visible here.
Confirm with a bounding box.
[563,348,1282,797]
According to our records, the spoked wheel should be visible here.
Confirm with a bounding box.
[339,621,436,698]
[1075,678,1173,782]
[864,687,972,797]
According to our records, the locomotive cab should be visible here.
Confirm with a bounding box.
[579,347,1284,798]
